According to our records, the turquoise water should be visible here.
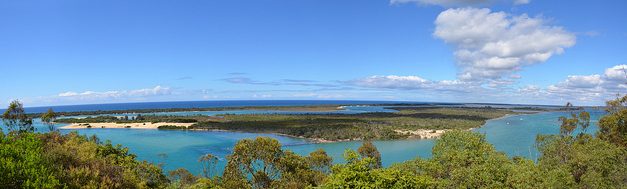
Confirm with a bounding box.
[475,110,604,159]
[54,128,435,176]
[3,107,605,177]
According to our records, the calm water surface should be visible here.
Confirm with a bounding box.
[474,110,604,159]
[5,104,604,176]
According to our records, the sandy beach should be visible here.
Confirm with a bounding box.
[394,129,448,139]
[59,122,194,129]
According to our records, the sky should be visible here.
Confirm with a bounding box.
[1,0,626,107]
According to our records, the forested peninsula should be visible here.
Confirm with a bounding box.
[55,106,518,141]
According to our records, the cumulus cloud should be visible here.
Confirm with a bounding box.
[390,0,528,7]
[351,75,430,89]
[562,75,603,88]
[434,8,576,81]
[57,86,172,100]
[350,75,479,94]
[546,65,627,99]
[604,64,627,82]
[534,65,626,103]
[348,64,627,105]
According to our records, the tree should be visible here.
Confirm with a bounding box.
[505,157,573,188]
[275,150,327,188]
[606,94,627,113]
[578,111,591,133]
[42,132,169,188]
[2,100,33,133]
[536,97,627,188]
[558,102,591,137]
[222,137,284,188]
[136,114,144,121]
[559,114,579,136]
[221,137,330,188]
[536,135,627,188]
[307,148,332,174]
[199,153,218,178]
[358,141,382,169]
[597,95,627,147]
[168,168,198,187]
[41,108,57,132]
[418,130,513,188]
[0,132,60,188]
[322,149,436,188]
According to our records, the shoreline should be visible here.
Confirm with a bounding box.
[57,111,539,143]
[394,112,541,139]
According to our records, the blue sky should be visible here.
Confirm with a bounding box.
[1,0,626,107]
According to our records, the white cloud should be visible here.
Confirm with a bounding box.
[348,64,627,105]
[58,92,79,97]
[513,0,529,5]
[128,86,172,96]
[434,8,575,81]
[518,85,542,95]
[350,75,481,94]
[562,75,603,88]
[57,86,172,100]
[604,64,627,81]
[390,0,528,7]
[351,75,430,89]
[508,65,627,104]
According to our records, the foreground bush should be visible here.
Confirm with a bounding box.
[0,131,168,188]
[0,132,59,188]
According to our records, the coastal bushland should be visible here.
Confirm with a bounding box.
[55,107,514,141]
[193,107,512,141]
[0,131,170,188]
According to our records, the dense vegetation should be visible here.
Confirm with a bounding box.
[0,131,168,188]
[53,107,514,141]
[55,115,216,124]
[190,107,514,140]
[2,95,626,188]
